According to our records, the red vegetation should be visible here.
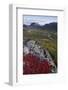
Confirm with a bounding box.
[23,53,51,74]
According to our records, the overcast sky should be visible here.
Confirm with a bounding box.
[23,15,57,25]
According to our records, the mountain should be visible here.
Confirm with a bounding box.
[29,23,42,29]
[23,22,57,32]
[23,24,27,27]
[42,22,57,32]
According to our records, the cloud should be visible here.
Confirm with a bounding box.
[23,15,57,25]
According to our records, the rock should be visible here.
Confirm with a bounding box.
[23,39,57,73]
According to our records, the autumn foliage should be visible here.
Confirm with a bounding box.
[23,53,52,74]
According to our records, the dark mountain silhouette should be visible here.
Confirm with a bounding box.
[42,22,57,32]
[23,24,27,27]
[29,23,42,29]
[23,22,57,32]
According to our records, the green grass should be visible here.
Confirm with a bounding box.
[23,29,57,66]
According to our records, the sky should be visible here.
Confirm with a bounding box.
[23,15,57,25]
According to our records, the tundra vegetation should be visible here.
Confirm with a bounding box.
[23,22,57,74]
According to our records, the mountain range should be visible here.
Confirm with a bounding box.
[23,22,57,32]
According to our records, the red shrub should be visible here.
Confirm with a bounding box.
[23,53,51,74]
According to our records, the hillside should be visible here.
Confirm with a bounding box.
[23,22,57,74]
[23,22,57,32]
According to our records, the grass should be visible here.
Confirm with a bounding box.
[23,29,57,66]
